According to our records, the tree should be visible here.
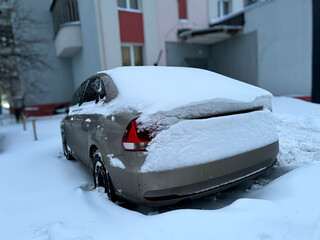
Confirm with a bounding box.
[0,1,19,109]
[0,0,50,109]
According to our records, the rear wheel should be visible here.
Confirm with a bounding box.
[93,150,117,202]
[62,135,75,160]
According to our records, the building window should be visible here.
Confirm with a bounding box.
[178,0,187,20]
[121,45,143,66]
[117,0,140,11]
[218,0,229,17]
[244,0,259,6]
[50,0,80,36]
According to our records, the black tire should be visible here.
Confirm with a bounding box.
[93,150,117,202]
[62,135,75,160]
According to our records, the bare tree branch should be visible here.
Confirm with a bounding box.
[0,0,52,106]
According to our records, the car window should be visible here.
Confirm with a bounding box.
[71,81,88,106]
[101,75,119,103]
[81,78,97,104]
[80,77,107,105]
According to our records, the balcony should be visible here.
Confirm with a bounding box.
[50,0,82,58]
[179,12,244,45]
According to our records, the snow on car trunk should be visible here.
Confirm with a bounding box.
[141,109,278,172]
[96,66,273,119]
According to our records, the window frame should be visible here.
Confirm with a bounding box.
[96,78,107,103]
[71,80,89,106]
[121,43,144,66]
[100,75,119,103]
[244,0,259,7]
[218,0,230,17]
[117,0,141,13]
[79,77,106,106]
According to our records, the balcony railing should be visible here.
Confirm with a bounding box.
[50,0,79,36]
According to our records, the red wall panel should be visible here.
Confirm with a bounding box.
[118,10,144,43]
[294,96,311,102]
[178,0,187,19]
[21,102,70,117]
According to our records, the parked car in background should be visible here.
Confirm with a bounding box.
[61,66,279,206]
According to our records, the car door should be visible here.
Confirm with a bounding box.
[74,77,105,166]
[64,80,88,156]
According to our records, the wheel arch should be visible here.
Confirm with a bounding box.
[89,145,99,171]
[89,145,98,158]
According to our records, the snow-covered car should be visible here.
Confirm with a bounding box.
[61,66,279,206]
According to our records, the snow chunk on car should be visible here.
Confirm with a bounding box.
[141,109,278,172]
[107,154,125,169]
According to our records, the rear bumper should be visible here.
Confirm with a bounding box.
[112,140,279,206]
[143,157,277,202]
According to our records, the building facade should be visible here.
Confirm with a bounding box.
[167,0,313,98]
[50,0,251,88]
[4,0,315,115]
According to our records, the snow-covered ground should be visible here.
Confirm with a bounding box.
[273,97,320,168]
[0,97,320,240]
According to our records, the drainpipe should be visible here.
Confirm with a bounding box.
[312,0,320,103]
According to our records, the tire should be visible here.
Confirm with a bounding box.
[62,135,75,160]
[93,150,117,202]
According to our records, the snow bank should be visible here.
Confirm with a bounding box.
[141,109,278,172]
[70,67,272,119]
[273,97,320,167]
[273,96,320,116]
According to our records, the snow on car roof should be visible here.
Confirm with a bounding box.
[100,66,272,116]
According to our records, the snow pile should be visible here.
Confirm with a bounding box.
[142,109,278,172]
[71,67,272,120]
[273,97,320,167]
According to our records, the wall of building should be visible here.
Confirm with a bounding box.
[156,0,209,66]
[210,31,258,86]
[141,0,160,65]
[244,0,312,96]
[18,0,74,106]
[95,0,122,70]
[71,0,102,88]
[232,0,245,12]
[166,42,211,68]
[166,31,258,87]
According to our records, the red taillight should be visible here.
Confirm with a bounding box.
[122,119,152,151]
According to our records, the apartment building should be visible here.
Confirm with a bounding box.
[16,0,245,115]
[6,0,316,115]
[51,0,247,88]
[169,0,313,99]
